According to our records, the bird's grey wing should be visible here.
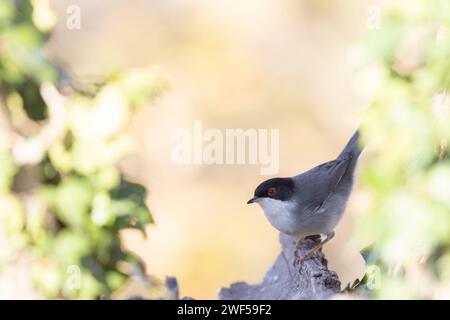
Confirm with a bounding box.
[294,130,361,214]
[295,156,353,213]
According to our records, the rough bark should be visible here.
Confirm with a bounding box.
[219,233,341,300]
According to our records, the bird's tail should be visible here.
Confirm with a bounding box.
[337,129,362,160]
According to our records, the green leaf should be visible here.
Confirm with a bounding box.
[53,176,93,228]
[53,230,91,266]
[110,179,152,236]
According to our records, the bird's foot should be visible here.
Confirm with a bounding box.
[293,233,334,267]
[293,256,303,267]
[293,236,307,267]
[293,250,302,267]
[293,248,320,267]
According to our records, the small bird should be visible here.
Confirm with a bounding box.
[247,130,361,264]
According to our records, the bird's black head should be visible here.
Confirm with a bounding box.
[247,177,295,204]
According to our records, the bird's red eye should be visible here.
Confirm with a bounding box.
[268,187,277,197]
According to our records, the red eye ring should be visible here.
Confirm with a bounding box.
[268,187,277,197]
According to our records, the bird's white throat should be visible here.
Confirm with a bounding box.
[256,198,299,235]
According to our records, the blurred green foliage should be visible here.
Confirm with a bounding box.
[355,0,450,299]
[0,0,166,298]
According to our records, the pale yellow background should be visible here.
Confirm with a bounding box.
[49,0,375,299]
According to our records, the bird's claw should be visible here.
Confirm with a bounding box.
[293,249,318,267]
[293,257,302,267]
[293,256,300,267]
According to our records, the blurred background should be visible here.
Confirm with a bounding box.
[1,0,449,299]
[49,0,369,299]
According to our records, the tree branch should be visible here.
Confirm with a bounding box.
[219,234,341,300]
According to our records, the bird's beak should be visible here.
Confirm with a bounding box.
[247,197,259,204]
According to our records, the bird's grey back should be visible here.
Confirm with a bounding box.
[292,130,361,216]
[286,130,362,235]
